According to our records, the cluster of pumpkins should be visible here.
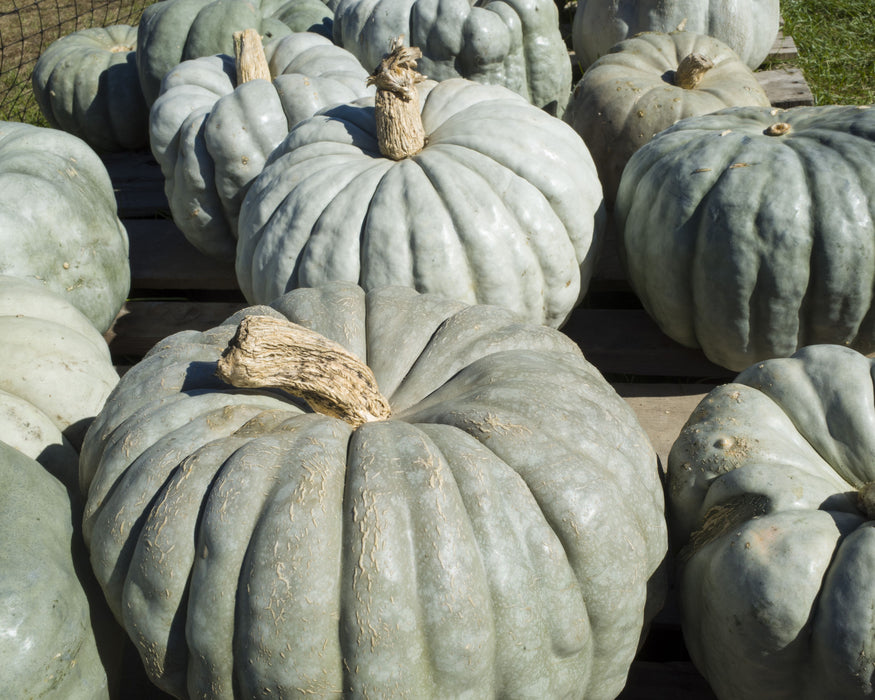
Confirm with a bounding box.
[1,0,873,698]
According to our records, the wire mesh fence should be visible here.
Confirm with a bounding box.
[0,0,152,123]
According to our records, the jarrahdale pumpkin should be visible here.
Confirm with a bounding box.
[615,104,875,372]
[136,0,334,105]
[79,281,668,699]
[0,276,124,699]
[0,121,130,334]
[149,29,374,261]
[32,24,149,152]
[0,441,120,699]
[563,30,771,207]
[236,41,605,329]
[572,0,781,71]
[668,344,875,699]
[330,0,572,115]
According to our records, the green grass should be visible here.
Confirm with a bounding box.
[778,0,875,105]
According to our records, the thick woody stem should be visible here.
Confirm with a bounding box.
[674,53,714,89]
[367,37,427,159]
[234,28,272,84]
[216,315,391,427]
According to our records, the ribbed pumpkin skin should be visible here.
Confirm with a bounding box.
[572,0,780,70]
[80,283,667,700]
[32,24,148,152]
[563,31,771,206]
[0,275,119,475]
[0,122,130,333]
[136,0,328,105]
[331,0,572,115]
[0,442,113,699]
[668,344,875,699]
[615,104,875,372]
[149,32,373,261]
[236,79,605,328]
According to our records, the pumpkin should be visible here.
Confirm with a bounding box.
[0,275,119,476]
[668,344,875,699]
[31,24,148,152]
[0,121,130,333]
[572,0,780,71]
[136,0,333,105]
[563,30,771,207]
[236,42,604,328]
[149,29,373,261]
[614,104,875,372]
[79,281,668,699]
[0,441,119,699]
[331,0,572,115]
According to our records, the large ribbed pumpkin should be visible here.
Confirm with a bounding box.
[668,344,875,699]
[80,282,668,700]
[331,0,572,115]
[572,0,780,70]
[136,0,333,105]
[150,30,373,261]
[0,121,130,333]
[0,441,117,699]
[563,30,771,206]
[615,104,875,371]
[32,24,148,152]
[236,44,604,328]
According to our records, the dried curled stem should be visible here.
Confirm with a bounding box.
[216,315,391,427]
[367,37,427,159]
[234,28,272,84]
[674,53,714,90]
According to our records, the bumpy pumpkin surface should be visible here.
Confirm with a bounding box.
[32,24,148,152]
[331,0,572,115]
[236,75,604,328]
[136,0,331,105]
[668,344,875,699]
[0,121,130,333]
[0,441,113,699]
[0,275,119,481]
[564,30,771,206]
[572,0,780,70]
[80,282,667,700]
[150,31,373,261]
[615,104,875,371]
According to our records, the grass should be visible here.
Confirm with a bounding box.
[769,0,875,105]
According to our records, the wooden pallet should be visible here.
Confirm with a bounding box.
[102,33,813,700]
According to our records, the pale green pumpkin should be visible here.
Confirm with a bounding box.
[615,104,875,371]
[149,30,373,261]
[564,30,771,206]
[136,0,333,105]
[235,54,605,328]
[668,344,875,699]
[32,24,148,152]
[0,441,115,699]
[79,282,667,700]
[0,122,130,333]
[331,0,572,115]
[572,0,780,70]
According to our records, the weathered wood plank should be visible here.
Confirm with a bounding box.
[125,218,238,291]
[756,66,815,108]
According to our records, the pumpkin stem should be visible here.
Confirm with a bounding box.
[367,36,427,160]
[233,28,272,84]
[764,122,792,136]
[674,53,714,90]
[858,482,875,520]
[216,315,392,427]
